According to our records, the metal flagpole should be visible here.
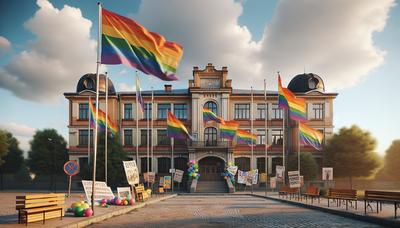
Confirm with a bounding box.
[146,100,150,183]
[151,88,154,173]
[105,73,108,184]
[91,2,102,214]
[298,121,301,197]
[136,73,139,165]
[171,138,174,192]
[88,96,91,165]
[282,109,286,185]
[264,79,268,196]
[250,86,254,194]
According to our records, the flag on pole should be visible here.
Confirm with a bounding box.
[167,111,194,140]
[220,121,239,140]
[101,8,183,81]
[278,75,307,122]
[299,122,323,150]
[136,77,145,112]
[236,129,256,145]
[203,108,225,124]
[89,98,118,135]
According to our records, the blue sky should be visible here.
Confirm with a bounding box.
[0,0,399,156]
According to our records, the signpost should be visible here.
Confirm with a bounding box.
[288,171,301,188]
[63,160,79,197]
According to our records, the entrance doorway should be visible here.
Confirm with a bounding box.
[198,156,225,181]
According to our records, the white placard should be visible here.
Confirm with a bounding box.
[144,172,156,183]
[276,165,285,181]
[227,166,238,176]
[250,169,258,185]
[322,167,333,180]
[270,177,277,189]
[123,160,139,185]
[237,170,246,184]
[173,169,184,183]
[117,187,132,199]
[288,171,301,188]
[81,180,114,205]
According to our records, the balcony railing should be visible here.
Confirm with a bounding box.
[189,141,232,148]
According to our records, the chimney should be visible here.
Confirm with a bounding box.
[164,84,172,92]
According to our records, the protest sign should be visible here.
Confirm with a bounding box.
[173,169,184,183]
[123,160,139,185]
[322,167,333,180]
[276,165,285,181]
[288,171,300,188]
[81,180,114,204]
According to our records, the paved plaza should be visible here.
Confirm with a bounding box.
[91,195,384,227]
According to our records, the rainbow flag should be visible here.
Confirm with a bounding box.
[236,129,256,145]
[220,121,239,140]
[299,122,323,150]
[278,75,307,122]
[89,98,119,136]
[101,8,183,81]
[203,108,225,124]
[136,77,145,112]
[167,111,193,140]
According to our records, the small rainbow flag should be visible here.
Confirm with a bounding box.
[89,98,118,136]
[101,8,183,81]
[203,108,225,124]
[236,129,256,145]
[167,111,193,140]
[278,75,307,122]
[299,122,323,150]
[136,77,145,112]
[220,121,239,140]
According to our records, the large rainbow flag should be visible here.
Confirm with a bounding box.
[236,129,256,145]
[101,8,183,81]
[220,121,239,140]
[203,108,225,124]
[299,122,323,150]
[167,111,193,140]
[278,75,307,122]
[89,98,118,136]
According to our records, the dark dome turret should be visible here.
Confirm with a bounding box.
[287,73,325,93]
[76,73,115,94]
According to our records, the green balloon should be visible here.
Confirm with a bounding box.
[74,206,85,217]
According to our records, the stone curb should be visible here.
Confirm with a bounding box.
[249,194,400,228]
[58,194,177,228]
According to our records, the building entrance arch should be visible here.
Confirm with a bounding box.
[198,156,225,182]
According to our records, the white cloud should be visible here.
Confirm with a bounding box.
[0,0,97,102]
[0,122,36,152]
[118,82,135,92]
[0,36,11,55]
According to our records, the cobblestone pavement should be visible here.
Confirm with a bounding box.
[91,195,384,227]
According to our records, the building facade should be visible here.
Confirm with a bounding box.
[64,63,337,182]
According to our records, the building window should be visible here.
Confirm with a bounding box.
[257,104,267,119]
[140,157,152,174]
[79,129,93,146]
[157,130,170,146]
[204,101,217,114]
[272,129,283,145]
[257,129,266,145]
[257,158,266,173]
[124,129,133,146]
[144,103,152,120]
[235,157,250,171]
[157,103,171,119]
[158,157,171,173]
[124,103,133,119]
[79,103,89,120]
[271,104,283,119]
[204,127,217,146]
[312,103,324,119]
[174,104,187,119]
[234,104,250,119]
[174,157,188,172]
[141,129,152,146]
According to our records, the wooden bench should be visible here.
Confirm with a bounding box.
[302,185,320,204]
[279,185,299,200]
[16,193,65,225]
[364,190,400,218]
[327,188,357,210]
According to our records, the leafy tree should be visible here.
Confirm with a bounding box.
[0,130,9,166]
[378,140,400,180]
[324,125,380,188]
[0,131,25,173]
[28,129,68,176]
[288,152,318,181]
[80,133,128,188]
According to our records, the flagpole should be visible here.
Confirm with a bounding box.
[136,72,139,166]
[298,121,301,197]
[146,98,150,183]
[171,138,174,193]
[151,87,154,173]
[88,96,91,165]
[91,2,102,214]
[283,108,286,185]
[105,73,108,184]
[264,79,268,196]
[250,86,254,194]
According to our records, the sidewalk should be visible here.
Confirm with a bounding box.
[238,190,400,227]
[0,192,176,228]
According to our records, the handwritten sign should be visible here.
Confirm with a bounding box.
[276,165,285,181]
[270,177,277,189]
[144,172,156,183]
[117,187,132,199]
[322,167,333,180]
[237,170,246,184]
[81,180,114,204]
[163,176,172,189]
[288,171,300,188]
[173,169,184,183]
[227,166,238,176]
[123,160,139,185]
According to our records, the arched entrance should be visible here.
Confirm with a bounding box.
[198,156,225,181]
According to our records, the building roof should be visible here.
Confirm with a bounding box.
[76,73,116,94]
[288,73,325,93]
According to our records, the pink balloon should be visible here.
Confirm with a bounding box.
[115,198,122,205]
[84,208,93,217]
[130,198,135,205]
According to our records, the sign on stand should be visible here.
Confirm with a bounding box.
[163,176,172,189]
[123,160,139,185]
[237,170,246,184]
[288,171,301,188]
[276,166,285,181]
[117,187,132,199]
[144,172,156,183]
[322,167,333,180]
[63,160,79,197]
[259,173,267,183]
[81,180,114,205]
[173,169,184,183]
[270,177,277,189]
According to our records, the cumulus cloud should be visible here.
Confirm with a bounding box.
[0,0,97,102]
[0,122,36,152]
[0,36,11,55]
[118,82,135,92]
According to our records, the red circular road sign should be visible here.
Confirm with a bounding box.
[63,160,79,176]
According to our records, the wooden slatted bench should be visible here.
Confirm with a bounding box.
[16,193,65,226]
[302,185,320,204]
[364,190,400,218]
[327,188,357,210]
[279,185,299,200]
[279,185,290,198]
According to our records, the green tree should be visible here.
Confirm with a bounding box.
[378,140,400,180]
[0,130,9,166]
[80,133,128,188]
[28,129,68,176]
[324,125,380,188]
[288,152,318,181]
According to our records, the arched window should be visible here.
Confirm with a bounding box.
[204,127,217,146]
[204,101,217,114]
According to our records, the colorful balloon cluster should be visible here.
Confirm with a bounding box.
[67,201,93,217]
[187,160,200,180]
[222,162,236,184]
[100,196,135,207]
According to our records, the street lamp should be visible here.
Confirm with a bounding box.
[48,138,56,192]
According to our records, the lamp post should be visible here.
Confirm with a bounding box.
[47,137,56,192]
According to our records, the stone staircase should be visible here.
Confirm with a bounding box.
[196,181,228,193]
